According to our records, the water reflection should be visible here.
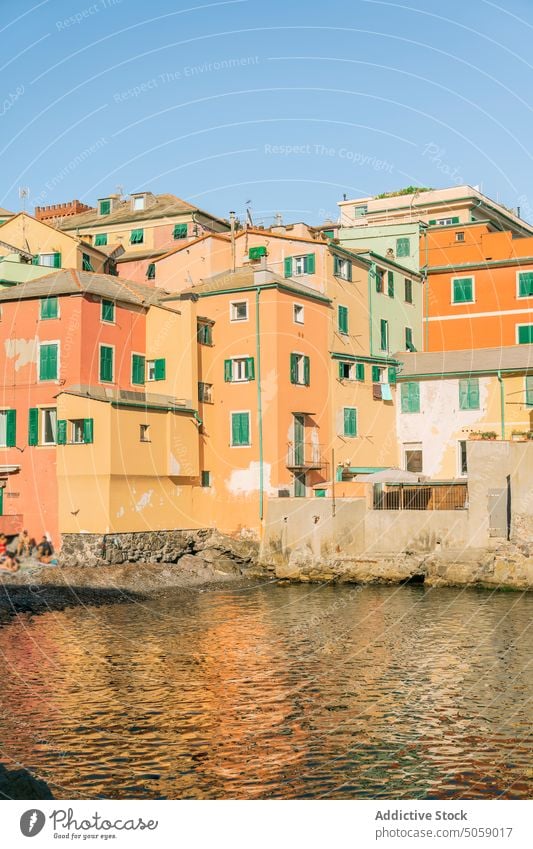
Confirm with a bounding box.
[0,584,531,799]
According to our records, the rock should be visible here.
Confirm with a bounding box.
[0,763,54,800]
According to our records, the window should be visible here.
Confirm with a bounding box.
[525,376,533,407]
[146,358,166,381]
[333,256,352,280]
[284,253,315,277]
[428,217,459,226]
[517,271,533,298]
[39,343,58,381]
[173,223,188,240]
[401,382,420,413]
[343,407,357,437]
[404,278,413,303]
[388,366,397,384]
[293,303,304,324]
[339,361,353,380]
[99,199,111,216]
[82,253,94,272]
[231,411,250,446]
[452,277,474,304]
[198,382,213,403]
[372,365,384,383]
[140,424,150,442]
[67,418,93,444]
[34,252,61,268]
[201,470,211,487]
[405,327,416,352]
[133,196,145,210]
[387,271,394,298]
[99,345,114,383]
[101,299,115,322]
[130,228,144,244]
[224,357,254,382]
[0,409,16,447]
[356,362,365,381]
[147,263,156,280]
[354,205,367,217]
[290,353,310,386]
[131,354,145,386]
[197,322,213,344]
[94,233,108,246]
[459,378,480,410]
[404,444,423,473]
[40,297,58,320]
[396,237,410,257]
[456,231,465,242]
[375,268,384,293]
[517,324,533,344]
[338,305,349,334]
[230,300,248,322]
[380,319,388,351]
[41,408,57,445]
[249,245,267,260]
[458,441,468,476]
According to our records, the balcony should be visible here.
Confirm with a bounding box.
[373,483,468,511]
[286,442,326,471]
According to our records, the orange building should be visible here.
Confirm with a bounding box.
[423,222,533,351]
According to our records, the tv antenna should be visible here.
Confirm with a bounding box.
[18,186,30,211]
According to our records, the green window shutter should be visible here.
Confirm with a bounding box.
[154,358,166,380]
[232,412,250,446]
[401,383,409,413]
[451,217,460,224]
[53,252,61,268]
[338,305,348,334]
[405,327,415,351]
[468,378,479,409]
[224,359,233,382]
[173,223,188,239]
[303,356,310,386]
[526,376,533,406]
[28,408,39,446]
[94,233,107,246]
[290,353,298,384]
[333,255,340,276]
[453,278,473,303]
[284,257,292,278]
[388,367,397,384]
[387,271,394,297]
[345,261,352,281]
[100,200,111,215]
[306,253,315,274]
[100,345,113,382]
[130,229,144,244]
[401,382,419,413]
[405,278,413,303]
[518,271,533,297]
[39,343,58,381]
[249,245,267,259]
[343,407,357,437]
[132,354,145,385]
[6,409,16,447]
[428,219,436,225]
[32,255,40,266]
[101,299,115,322]
[147,263,156,280]
[518,325,533,344]
[375,269,383,293]
[40,297,58,319]
[83,418,94,444]
[396,237,410,257]
[57,420,67,445]
[338,362,345,380]
[380,319,388,350]
[82,253,94,271]
[372,365,380,382]
[246,357,255,380]
[201,470,211,487]
[356,363,365,381]
[240,413,250,445]
[197,323,212,345]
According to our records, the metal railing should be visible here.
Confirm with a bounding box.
[286,442,326,470]
[373,483,468,511]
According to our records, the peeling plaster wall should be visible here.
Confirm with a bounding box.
[226,461,277,496]
[4,337,39,371]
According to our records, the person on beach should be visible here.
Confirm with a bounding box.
[36,535,54,564]
[16,529,32,558]
[0,534,7,560]
[0,553,20,573]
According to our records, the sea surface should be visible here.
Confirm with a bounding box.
[0,582,531,799]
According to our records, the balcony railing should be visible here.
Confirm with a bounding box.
[286,442,326,470]
[373,483,468,511]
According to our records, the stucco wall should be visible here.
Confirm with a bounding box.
[364,509,470,555]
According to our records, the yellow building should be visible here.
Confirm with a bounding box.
[0,213,108,274]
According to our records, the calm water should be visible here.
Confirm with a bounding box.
[0,582,532,800]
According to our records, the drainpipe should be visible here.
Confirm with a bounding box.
[255,286,264,521]
[497,370,505,439]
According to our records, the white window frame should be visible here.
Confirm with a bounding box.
[456,231,465,242]
[70,419,85,444]
[132,196,145,211]
[98,342,115,385]
[198,382,213,403]
[403,442,423,474]
[38,340,60,383]
[230,409,251,447]
[457,440,468,478]
[379,319,389,352]
[41,407,57,446]
[293,255,308,276]
[293,353,307,385]
[516,322,533,344]
[146,359,157,381]
[339,361,355,381]
[516,269,533,299]
[140,424,150,442]
[230,300,248,322]
[451,275,475,305]
[336,258,351,281]
[231,357,249,382]
[293,303,305,324]
[38,253,58,268]
[0,409,8,447]
[435,217,457,226]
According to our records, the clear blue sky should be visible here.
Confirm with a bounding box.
[2,0,533,225]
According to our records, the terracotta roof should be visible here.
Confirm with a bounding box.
[57,384,194,411]
[59,193,229,230]
[165,266,331,303]
[0,208,13,217]
[396,345,533,377]
[0,269,171,307]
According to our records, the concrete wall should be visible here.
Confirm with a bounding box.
[364,509,470,555]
